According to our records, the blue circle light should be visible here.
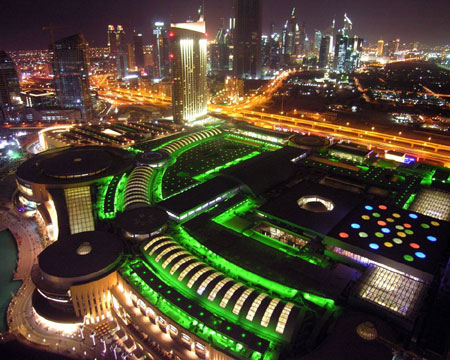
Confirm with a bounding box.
[381,227,391,234]
[351,223,361,229]
[415,252,426,259]
[409,213,418,219]
[427,235,437,242]
[369,243,380,250]
[365,205,374,211]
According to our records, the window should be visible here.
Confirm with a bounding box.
[197,273,221,295]
[178,262,203,281]
[208,278,232,301]
[232,289,253,315]
[155,246,182,263]
[170,256,196,275]
[246,293,267,321]
[275,303,294,334]
[187,267,213,289]
[220,283,243,308]
[261,298,280,327]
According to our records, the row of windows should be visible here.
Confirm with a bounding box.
[143,236,296,334]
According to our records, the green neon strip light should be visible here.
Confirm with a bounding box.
[175,226,299,300]
[120,261,275,359]
[303,293,335,309]
[402,193,417,210]
[193,151,261,182]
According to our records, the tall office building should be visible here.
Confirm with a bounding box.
[210,19,232,72]
[377,40,384,57]
[233,0,262,79]
[52,34,93,121]
[116,46,129,78]
[314,30,322,52]
[153,21,170,79]
[115,25,125,50]
[334,33,363,72]
[0,51,23,122]
[281,8,300,65]
[170,20,207,123]
[133,31,145,69]
[318,35,331,68]
[107,25,116,54]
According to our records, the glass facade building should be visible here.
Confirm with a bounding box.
[52,34,93,121]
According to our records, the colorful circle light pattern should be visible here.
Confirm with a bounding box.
[335,203,442,266]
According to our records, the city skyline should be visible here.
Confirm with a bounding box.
[1,0,450,50]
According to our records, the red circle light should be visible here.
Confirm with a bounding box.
[339,232,349,239]
[410,243,420,249]
[403,223,412,229]
[378,205,387,210]
[377,220,387,226]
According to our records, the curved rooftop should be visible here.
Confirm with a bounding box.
[38,231,123,279]
[17,145,133,186]
[118,206,168,235]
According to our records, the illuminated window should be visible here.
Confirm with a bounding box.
[143,236,169,252]
[161,251,189,269]
[297,195,334,213]
[232,289,254,315]
[155,246,182,263]
[220,283,243,308]
[178,262,203,281]
[208,278,232,301]
[187,267,213,289]
[246,293,267,321]
[148,240,173,256]
[261,298,280,327]
[197,273,221,295]
[275,303,294,334]
[64,187,94,234]
[358,266,425,317]
[169,256,196,275]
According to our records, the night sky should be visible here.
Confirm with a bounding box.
[1,0,449,50]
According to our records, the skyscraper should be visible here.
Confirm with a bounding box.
[115,25,125,50]
[377,40,384,57]
[0,51,23,122]
[170,19,207,123]
[210,19,231,72]
[133,31,145,69]
[282,8,300,65]
[314,30,322,52]
[318,35,331,68]
[52,34,93,121]
[233,0,262,79]
[334,34,363,72]
[153,21,170,79]
[107,25,116,55]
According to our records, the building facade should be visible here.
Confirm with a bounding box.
[0,50,23,122]
[52,34,93,121]
[170,21,208,123]
[233,0,262,79]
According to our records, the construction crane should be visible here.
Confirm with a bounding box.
[42,24,68,51]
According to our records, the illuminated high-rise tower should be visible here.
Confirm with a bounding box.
[153,21,170,79]
[170,19,207,123]
[233,0,262,79]
[318,35,331,68]
[133,31,145,69]
[115,25,125,49]
[107,25,116,54]
[52,34,93,121]
[377,40,384,57]
[0,51,23,122]
[282,8,300,65]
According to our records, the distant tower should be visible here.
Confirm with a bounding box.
[52,34,93,121]
[377,40,384,57]
[133,31,145,69]
[314,30,322,52]
[282,8,299,65]
[343,13,352,35]
[233,0,262,79]
[0,51,23,122]
[153,21,170,79]
[318,36,331,68]
[170,18,207,123]
[115,25,125,50]
[107,25,116,54]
